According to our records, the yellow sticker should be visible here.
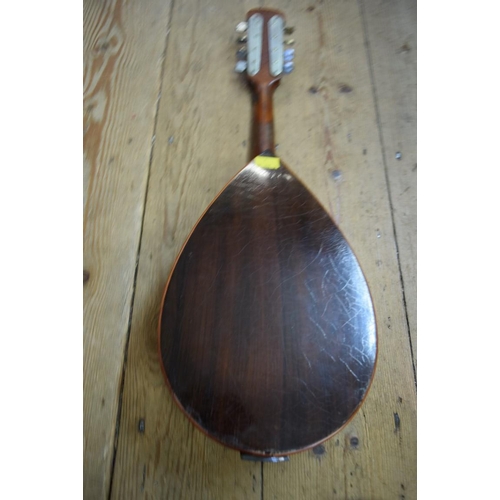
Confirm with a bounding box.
[254,155,280,170]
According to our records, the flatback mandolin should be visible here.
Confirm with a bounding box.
[159,8,377,461]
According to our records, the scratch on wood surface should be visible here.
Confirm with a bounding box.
[317,11,325,48]
[141,464,146,492]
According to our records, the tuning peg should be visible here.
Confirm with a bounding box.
[283,61,294,74]
[236,22,248,33]
[234,60,248,73]
[237,35,247,43]
[284,39,295,46]
[284,48,295,62]
[284,26,295,35]
[236,47,247,60]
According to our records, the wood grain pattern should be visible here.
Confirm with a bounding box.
[360,0,417,372]
[83,0,172,498]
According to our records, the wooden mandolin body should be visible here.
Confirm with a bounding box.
[159,158,377,456]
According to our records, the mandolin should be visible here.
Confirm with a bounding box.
[159,8,377,461]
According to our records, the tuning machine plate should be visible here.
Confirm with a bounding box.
[247,14,264,76]
[269,15,284,76]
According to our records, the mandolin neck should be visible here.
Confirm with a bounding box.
[242,7,287,160]
[250,81,279,159]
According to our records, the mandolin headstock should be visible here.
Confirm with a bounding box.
[234,8,295,87]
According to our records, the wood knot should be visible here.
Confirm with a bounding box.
[394,412,401,432]
[330,169,342,181]
[312,444,326,456]
[339,84,353,93]
[83,270,90,284]
[138,419,145,433]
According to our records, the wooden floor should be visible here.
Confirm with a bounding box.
[83,0,416,498]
